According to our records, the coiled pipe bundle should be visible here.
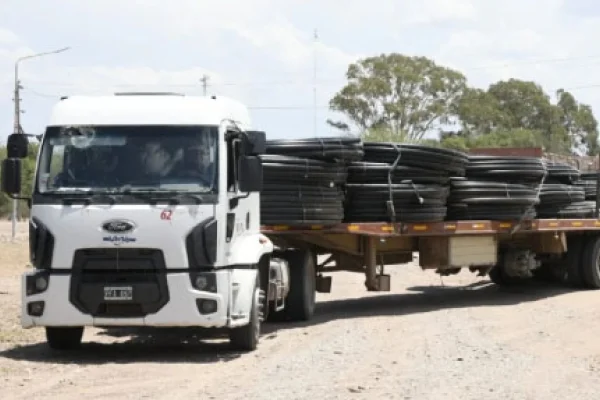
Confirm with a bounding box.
[535,162,586,218]
[362,142,469,176]
[536,201,596,218]
[543,161,580,184]
[447,179,539,220]
[259,154,347,226]
[574,171,600,201]
[447,156,546,220]
[265,136,364,163]
[343,143,467,223]
[344,183,450,222]
[465,155,546,184]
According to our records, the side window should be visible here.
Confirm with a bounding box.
[41,146,66,190]
[48,147,65,181]
[226,135,242,193]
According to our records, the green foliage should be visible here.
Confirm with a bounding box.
[440,129,544,150]
[0,143,39,219]
[455,88,508,135]
[329,53,600,156]
[328,53,467,142]
[556,89,599,155]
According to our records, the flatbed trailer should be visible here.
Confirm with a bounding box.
[261,217,600,294]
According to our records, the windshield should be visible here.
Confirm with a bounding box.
[36,125,218,194]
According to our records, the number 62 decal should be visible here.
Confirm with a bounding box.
[160,209,172,220]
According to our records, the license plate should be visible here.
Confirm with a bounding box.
[103,286,133,301]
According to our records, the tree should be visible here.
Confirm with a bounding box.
[454,88,509,136]
[328,53,467,141]
[556,89,599,155]
[0,142,39,219]
[439,129,544,152]
[452,79,589,154]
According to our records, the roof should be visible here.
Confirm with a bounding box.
[47,93,252,128]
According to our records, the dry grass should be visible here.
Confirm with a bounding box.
[0,221,43,347]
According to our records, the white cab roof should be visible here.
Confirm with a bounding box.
[48,93,252,128]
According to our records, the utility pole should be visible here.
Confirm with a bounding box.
[313,29,319,137]
[200,74,209,96]
[11,46,70,241]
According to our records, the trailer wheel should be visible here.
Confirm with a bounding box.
[229,275,261,351]
[532,261,565,283]
[487,250,527,286]
[581,235,600,289]
[281,249,316,322]
[488,265,525,286]
[45,327,84,350]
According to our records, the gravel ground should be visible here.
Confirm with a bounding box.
[1,221,600,399]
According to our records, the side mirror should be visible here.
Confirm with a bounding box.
[243,130,266,155]
[238,155,263,192]
[1,158,22,195]
[7,133,29,158]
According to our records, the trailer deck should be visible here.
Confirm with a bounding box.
[263,218,600,236]
[261,218,600,292]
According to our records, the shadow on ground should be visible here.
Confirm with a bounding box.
[0,278,578,365]
[262,278,578,334]
[0,328,241,365]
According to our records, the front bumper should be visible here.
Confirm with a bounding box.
[21,270,232,329]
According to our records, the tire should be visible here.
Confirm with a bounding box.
[532,261,565,283]
[280,249,316,321]
[581,235,600,289]
[45,327,84,350]
[488,251,528,286]
[229,275,261,352]
[565,235,586,288]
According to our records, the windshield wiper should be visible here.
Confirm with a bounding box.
[167,193,206,205]
[115,189,207,205]
[61,192,117,206]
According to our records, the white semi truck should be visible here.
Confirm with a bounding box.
[1,93,313,352]
[5,92,600,354]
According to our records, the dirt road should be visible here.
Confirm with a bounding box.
[1,221,600,399]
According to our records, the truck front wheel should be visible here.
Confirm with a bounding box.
[229,276,262,351]
[45,327,84,350]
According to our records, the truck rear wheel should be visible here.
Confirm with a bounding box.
[581,235,600,289]
[45,327,84,350]
[280,249,316,322]
[565,235,586,288]
[229,276,261,351]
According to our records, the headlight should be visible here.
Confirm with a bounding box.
[194,275,208,291]
[35,275,48,291]
[26,271,50,296]
[190,272,217,293]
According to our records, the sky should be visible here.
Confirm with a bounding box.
[2,0,600,144]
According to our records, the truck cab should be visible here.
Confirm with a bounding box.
[1,93,279,351]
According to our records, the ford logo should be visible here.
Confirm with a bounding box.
[101,219,136,234]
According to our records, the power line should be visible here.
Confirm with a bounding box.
[10,78,345,89]
[464,54,600,71]
[561,83,600,91]
[21,88,332,109]
[12,52,600,90]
